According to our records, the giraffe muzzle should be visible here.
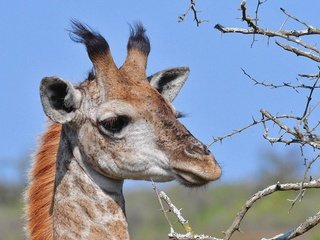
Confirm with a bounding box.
[173,155,221,187]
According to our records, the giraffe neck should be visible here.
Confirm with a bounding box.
[52,127,129,239]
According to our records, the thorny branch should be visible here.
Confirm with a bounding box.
[241,68,320,92]
[178,0,208,26]
[214,1,320,61]
[165,0,320,239]
[212,1,320,239]
[154,179,320,240]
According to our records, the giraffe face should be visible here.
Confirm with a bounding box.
[39,22,221,187]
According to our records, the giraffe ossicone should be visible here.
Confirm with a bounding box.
[25,20,221,240]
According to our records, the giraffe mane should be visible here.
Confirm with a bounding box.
[25,122,61,240]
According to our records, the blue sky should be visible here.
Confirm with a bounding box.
[1,1,319,186]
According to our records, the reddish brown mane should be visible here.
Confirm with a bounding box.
[26,123,61,240]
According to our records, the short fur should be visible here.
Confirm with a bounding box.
[25,123,61,240]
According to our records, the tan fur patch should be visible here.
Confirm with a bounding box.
[74,174,97,196]
[107,220,129,239]
[54,201,85,234]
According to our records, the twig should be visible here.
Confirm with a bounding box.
[178,0,208,27]
[241,68,320,91]
[280,8,313,30]
[288,154,320,210]
[301,77,320,119]
[208,117,263,146]
[152,181,175,233]
[260,109,320,149]
[208,113,302,146]
[152,183,221,240]
[255,0,268,26]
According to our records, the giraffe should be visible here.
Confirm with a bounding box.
[25,21,221,240]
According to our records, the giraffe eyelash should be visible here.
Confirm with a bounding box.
[176,111,187,119]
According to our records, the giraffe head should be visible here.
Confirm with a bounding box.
[40,21,221,187]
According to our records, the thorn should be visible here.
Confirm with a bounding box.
[252,116,257,124]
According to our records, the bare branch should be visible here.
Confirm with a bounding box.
[214,1,320,60]
[260,109,320,149]
[298,72,320,79]
[223,179,320,240]
[214,24,320,38]
[241,68,320,91]
[208,111,304,147]
[275,41,320,62]
[169,232,221,240]
[240,0,258,30]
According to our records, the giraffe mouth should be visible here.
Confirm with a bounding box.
[173,168,210,187]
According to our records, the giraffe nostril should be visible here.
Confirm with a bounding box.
[185,143,209,156]
[202,144,211,155]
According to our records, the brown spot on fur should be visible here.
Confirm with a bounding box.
[57,178,71,197]
[79,198,96,219]
[107,220,129,239]
[54,202,84,237]
[95,202,106,215]
[88,225,111,240]
[59,235,74,240]
[107,199,121,215]
[25,123,61,240]
[74,175,97,196]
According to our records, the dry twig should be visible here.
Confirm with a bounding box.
[214,1,320,61]
[179,0,208,26]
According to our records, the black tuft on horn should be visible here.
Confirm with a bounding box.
[69,19,110,61]
[127,23,150,56]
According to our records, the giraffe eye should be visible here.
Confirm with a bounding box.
[100,116,130,134]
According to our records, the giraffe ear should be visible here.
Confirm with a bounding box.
[40,77,82,124]
[148,67,189,102]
